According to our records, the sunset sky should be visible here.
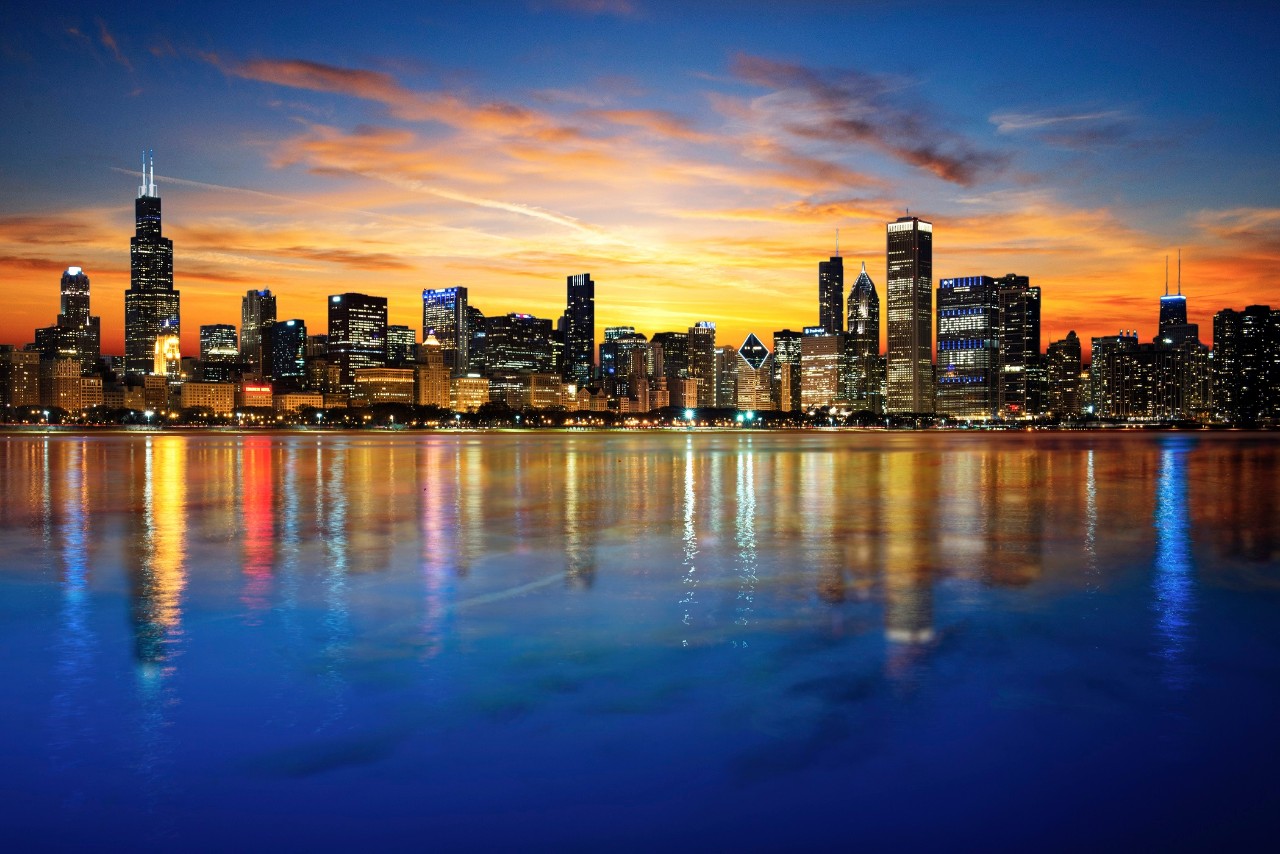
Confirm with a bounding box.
[2,0,1278,359]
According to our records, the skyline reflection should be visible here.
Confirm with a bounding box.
[2,431,1280,848]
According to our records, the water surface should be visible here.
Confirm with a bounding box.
[2,431,1278,849]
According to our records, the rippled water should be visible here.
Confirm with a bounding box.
[2,430,1278,849]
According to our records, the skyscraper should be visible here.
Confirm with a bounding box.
[265,319,308,384]
[997,274,1042,417]
[328,293,388,391]
[1090,331,1139,417]
[1159,253,1189,335]
[886,216,933,413]
[844,261,880,405]
[936,276,1000,419]
[818,246,844,334]
[801,327,843,410]
[240,289,277,375]
[772,329,803,412]
[565,273,595,385]
[58,267,99,374]
[1047,331,1083,418]
[484,314,554,373]
[387,325,416,366]
[736,333,773,411]
[124,151,179,376]
[422,287,469,372]
[1213,306,1280,423]
[200,324,238,382]
[688,321,717,407]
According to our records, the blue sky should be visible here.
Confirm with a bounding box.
[2,0,1277,353]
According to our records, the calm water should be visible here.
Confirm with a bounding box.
[2,430,1279,850]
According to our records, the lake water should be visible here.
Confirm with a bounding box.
[1,430,1278,850]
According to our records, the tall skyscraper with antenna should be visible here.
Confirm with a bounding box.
[818,231,844,334]
[124,150,180,376]
[1160,250,1189,334]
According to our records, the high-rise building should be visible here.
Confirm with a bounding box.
[652,331,689,407]
[772,329,802,412]
[1213,305,1280,423]
[484,313,554,374]
[266,319,308,384]
[736,333,773,411]
[715,344,738,408]
[844,261,880,405]
[414,332,452,409]
[819,249,844,334]
[1046,331,1083,418]
[50,267,100,375]
[124,151,180,376]
[387,325,416,366]
[1160,253,1189,335]
[328,293,388,391]
[600,328,649,399]
[0,345,41,408]
[422,287,469,372]
[565,273,595,385]
[886,216,933,413]
[153,330,181,377]
[688,321,717,407]
[1090,331,1139,417]
[936,276,1001,419]
[801,327,843,410]
[240,289,277,375]
[997,274,1041,417]
[1152,257,1212,420]
[466,305,487,374]
[200,324,239,382]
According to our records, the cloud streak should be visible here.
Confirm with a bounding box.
[730,53,1008,186]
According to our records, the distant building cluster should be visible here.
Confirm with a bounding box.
[2,154,1279,426]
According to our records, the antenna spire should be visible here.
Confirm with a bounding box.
[835,227,840,257]
[1177,248,1182,295]
[1164,255,1169,296]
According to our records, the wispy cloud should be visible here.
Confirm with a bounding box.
[991,108,1136,150]
[95,18,132,71]
[533,0,639,17]
[729,53,1008,186]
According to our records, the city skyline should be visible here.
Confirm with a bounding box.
[2,3,1278,357]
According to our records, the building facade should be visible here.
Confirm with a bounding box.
[240,289,276,375]
[1046,331,1083,418]
[422,287,469,372]
[328,293,388,391]
[818,252,844,334]
[565,273,595,386]
[886,216,933,413]
[936,276,1000,419]
[124,152,179,376]
[997,274,1042,417]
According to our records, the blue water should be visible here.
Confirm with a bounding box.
[1,431,1278,850]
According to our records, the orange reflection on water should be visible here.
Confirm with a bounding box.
[131,436,187,670]
[240,436,275,618]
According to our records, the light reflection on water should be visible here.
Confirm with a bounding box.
[1,431,1279,848]
[1154,440,1195,692]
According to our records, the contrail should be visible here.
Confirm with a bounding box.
[112,165,614,242]
[109,166,480,235]
[360,169,613,240]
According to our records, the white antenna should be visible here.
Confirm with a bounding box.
[835,228,840,257]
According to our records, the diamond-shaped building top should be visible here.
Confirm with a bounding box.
[739,332,770,371]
